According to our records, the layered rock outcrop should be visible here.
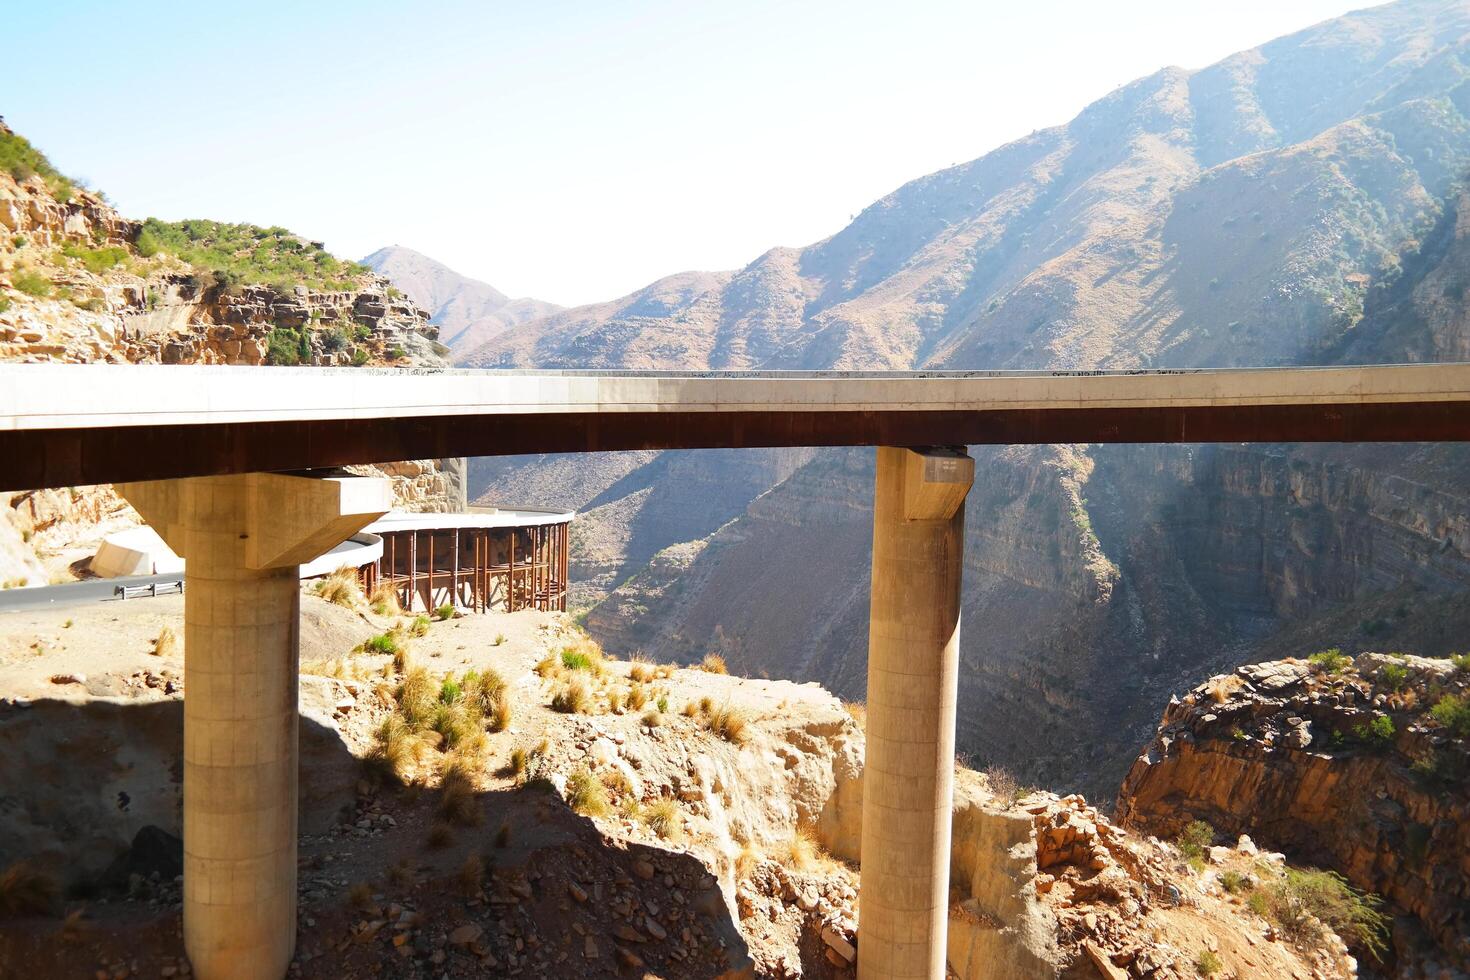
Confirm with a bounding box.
[1118,653,1470,970]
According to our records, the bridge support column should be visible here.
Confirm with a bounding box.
[118,473,390,980]
[859,447,973,980]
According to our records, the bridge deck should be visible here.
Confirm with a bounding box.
[2,362,1469,490]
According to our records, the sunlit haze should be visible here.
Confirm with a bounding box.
[10,0,1366,305]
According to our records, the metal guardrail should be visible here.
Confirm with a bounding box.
[113,580,183,600]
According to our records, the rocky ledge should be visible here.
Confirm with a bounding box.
[1117,652,1470,972]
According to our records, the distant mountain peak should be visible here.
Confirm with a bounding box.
[362,245,560,353]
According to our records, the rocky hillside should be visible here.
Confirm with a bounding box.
[468,0,1470,802]
[362,245,560,354]
[0,589,1347,979]
[1118,651,1470,973]
[0,120,463,586]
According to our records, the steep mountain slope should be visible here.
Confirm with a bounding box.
[465,0,1470,801]
[362,245,559,353]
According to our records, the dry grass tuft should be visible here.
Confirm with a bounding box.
[551,678,591,714]
[842,700,867,729]
[456,853,484,897]
[777,826,825,872]
[681,700,699,718]
[566,765,611,818]
[734,840,762,881]
[699,652,728,674]
[641,708,663,728]
[314,566,362,608]
[702,702,749,743]
[0,862,58,918]
[368,715,428,783]
[628,653,655,684]
[436,756,482,826]
[408,615,432,638]
[626,683,649,712]
[386,860,413,887]
[642,798,684,842]
[397,666,438,728]
[425,822,454,849]
[347,880,374,910]
[369,583,403,617]
[152,625,178,658]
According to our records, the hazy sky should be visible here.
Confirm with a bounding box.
[10,0,1364,306]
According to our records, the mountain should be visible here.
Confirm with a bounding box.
[361,245,560,353]
[464,0,1470,805]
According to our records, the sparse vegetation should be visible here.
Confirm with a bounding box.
[699,652,729,674]
[1429,692,1470,737]
[776,826,825,872]
[1175,819,1215,862]
[566,765,610,817]
[1308,648,1352,674]
[152,625,178,658]
[135,217,366,292]
[552,678,591,714]
[12,270,51,298]
[1449,652,1470,673]
[1261,867,1387,961]
[313,566,362,608]
[434,603,455,621]
[60,243,128,275]
[701,701,749,743]
[1352,714,1395,747]
[409,615,431,638]
[436,755,481,825]
[642,798,684,842]
[0,127,77,200]
[1380,662,1409,692]
[364,632,399,656]
[1195,950,1222,976]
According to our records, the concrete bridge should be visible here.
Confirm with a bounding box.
[4,361,1470,980]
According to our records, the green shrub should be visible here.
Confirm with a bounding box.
[1308,648,1352,674]
[0,296,9,314]
[1175,820,1215,861]
[350,347,369,366]
[1265,867,1387,960]
[10,235,24,249]
[60,244,128,275]
[364,632,398,655]
[410,615,431,637]
[134,217,366,292]
[1430,693,1470,737]
[265,327,301,365]
[1450,653,1470,673]
[319,326,348,352]
[438,677,462,705]
[561,648,594,671]
[12,271,51,297]
[1220,870,1248,894]
[0,128,77,200]
[1195,950,1222,976]
[434,603,455,622]
[1380,662,1409,691]
[566,766,610,817]
[1352,714,1395,746]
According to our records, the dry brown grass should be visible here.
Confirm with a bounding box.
[1206,674,1245,704]
[0,862,57,918]
[368,715,428,783]
[152,625,178,658]
[426,822,454,849]
[314,566,363,608]
[347,881,374,910]
[456,853,484,897]
[681,700,699,717]
[699,652,728,674]
[436,756,481,826]
[628,653,655,684]
[702,702,749,743]
[625,683,649,712]
[552,678,591,714]
[566,766,610,818]
[641,708,663,728]
[397,666,438,728]
[369,583,403,617]
[777,826,825,872]
[734,840,761,880]
[642,797,684,842]
[842,700,867,729]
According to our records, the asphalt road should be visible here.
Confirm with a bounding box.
[0,574,183,613]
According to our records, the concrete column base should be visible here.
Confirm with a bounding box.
[859,447,973,980]
[119,473,390,980]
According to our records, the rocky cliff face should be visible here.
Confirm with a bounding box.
[1117,653,1470,971]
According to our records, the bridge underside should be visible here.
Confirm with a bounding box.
[9,399,1470,491]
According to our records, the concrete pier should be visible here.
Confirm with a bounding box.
[119,473,390,980]
[859,447,973,979]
